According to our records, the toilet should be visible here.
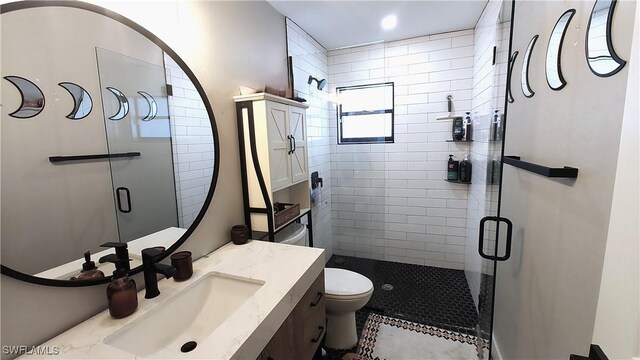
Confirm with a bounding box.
[276,225,373,349]
[324,268,373,349]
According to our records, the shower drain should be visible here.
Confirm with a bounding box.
[381,284,394,291]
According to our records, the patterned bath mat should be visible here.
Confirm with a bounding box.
[356,314,482,360]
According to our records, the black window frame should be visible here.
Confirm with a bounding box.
[336,82,394,145]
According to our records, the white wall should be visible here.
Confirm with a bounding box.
[286,18,333,259]
[592,3,640,357]
[492,1,637,359]
[164,54,214,229]
[1,1,288,357]
[327,30,475,269]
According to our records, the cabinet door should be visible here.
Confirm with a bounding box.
[289,106,308,184]
[266,101,292,190]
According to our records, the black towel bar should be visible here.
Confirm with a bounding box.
[503,156,578,178]
[49,152,141,163]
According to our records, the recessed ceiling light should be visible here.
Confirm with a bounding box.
[381,14,397,30]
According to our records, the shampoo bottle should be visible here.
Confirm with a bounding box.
[464,112,473,141]
[447,155,459,181]
[459,154,472,183]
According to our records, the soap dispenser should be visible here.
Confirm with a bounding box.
[73,251,105,281]
[459,154,472,183]
[102,243,138,318]
[447,155,459,181]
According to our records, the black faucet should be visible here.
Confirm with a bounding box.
[141,247,176,299]
[99,242,131,272]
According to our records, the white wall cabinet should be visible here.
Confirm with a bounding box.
[234,93,311,238]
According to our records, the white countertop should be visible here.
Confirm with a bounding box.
[23,240,324,359]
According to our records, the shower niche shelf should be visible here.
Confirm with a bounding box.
[445,179,471,184]
[445,139,474,143]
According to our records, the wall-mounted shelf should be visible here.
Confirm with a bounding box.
[445,179,471,184]
[503,156,578,178]
[446,139,474,143]
[436,115,463,121]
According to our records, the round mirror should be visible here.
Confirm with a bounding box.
[586,0,626,77]
[1,2,219,286]
[546,9,575,90]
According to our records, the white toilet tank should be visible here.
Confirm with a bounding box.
[275,223,307,246]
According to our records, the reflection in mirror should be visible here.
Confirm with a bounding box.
[521,35,538,98]
[586,0,626,77]
[59,82,93,119]
[546,10,575,90]
[1,5,217,283]
[3,76,45,118]
[507,51,518,103]
[106,86,130,120]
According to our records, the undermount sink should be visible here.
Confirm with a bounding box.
[104,272,264,357]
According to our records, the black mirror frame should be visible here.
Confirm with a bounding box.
[585,0,626,77]
[507,51,519,103]
[546,9,576,91]
[0,0,220,287]
[521,35,539,98]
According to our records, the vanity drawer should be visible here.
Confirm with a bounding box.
[258,270,325,360]
[294,271,325,359]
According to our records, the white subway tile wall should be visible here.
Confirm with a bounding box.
[327,29,477,270]
[164,54,214,229]
[286,19,333,259]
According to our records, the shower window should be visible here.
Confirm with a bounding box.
[337,82,394,144]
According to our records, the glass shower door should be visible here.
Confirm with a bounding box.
[97,48,178,243]
[467,1,515,358]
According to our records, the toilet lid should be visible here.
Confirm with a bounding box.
[325,268,373,296]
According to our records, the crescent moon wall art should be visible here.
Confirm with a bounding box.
[586,0,626,77]
[546,10,576,91]
[508,51,519,103]
[106,86,129,120]
[521,35,538,98]
[137,91,157,121]
[3,76,45,118]
[58,82,93,119]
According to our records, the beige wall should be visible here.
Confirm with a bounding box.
[493,1,636,359]
[1,0,287,355]
[592,3,640,358]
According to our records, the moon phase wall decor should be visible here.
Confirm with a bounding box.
[106,86,129,120]
[546,10,576,90]
[586,0,626,77]
[137,91,158,121]
[3,76,45,118]
[521,35,538,98]
[508,51,519,103]
[58,82,93,119]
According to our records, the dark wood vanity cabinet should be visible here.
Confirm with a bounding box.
[258,271,325,360]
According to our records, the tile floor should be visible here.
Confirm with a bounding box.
[323,255,488,360]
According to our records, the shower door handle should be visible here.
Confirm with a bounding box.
[478,216,513,261]
[116,187,132,213]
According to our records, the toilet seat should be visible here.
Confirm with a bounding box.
[325,268,373,298]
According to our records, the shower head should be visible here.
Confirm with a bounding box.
[307,75,327,90]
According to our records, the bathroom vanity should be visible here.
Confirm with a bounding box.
[21,241,325,359]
